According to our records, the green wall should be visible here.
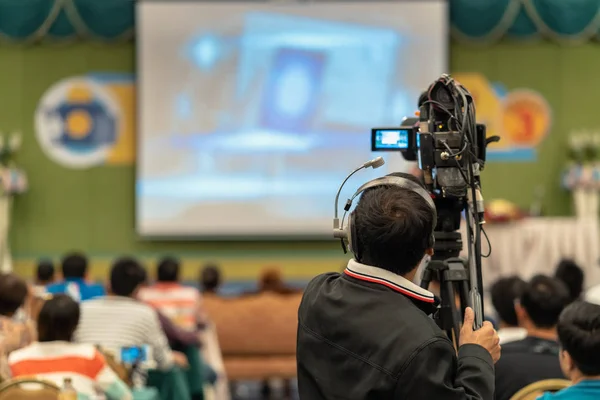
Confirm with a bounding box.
[1,41,593,262]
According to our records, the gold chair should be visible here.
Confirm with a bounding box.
[510,379,571,400]
[0,377,60,400]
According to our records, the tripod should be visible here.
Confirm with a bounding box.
[420,257,471,346]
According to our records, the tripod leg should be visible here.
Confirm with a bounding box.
[459,281,470,317]
[445,280,462,347]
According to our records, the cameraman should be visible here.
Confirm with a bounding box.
[297,172,500,399]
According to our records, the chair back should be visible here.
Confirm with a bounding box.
[510,379,571,400]
[204,292,302,356]
[0,377,60,400]
[96,346,132,387]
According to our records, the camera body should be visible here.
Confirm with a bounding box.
[372,75,489,201]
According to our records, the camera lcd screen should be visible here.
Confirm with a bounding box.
[372,129,410,150]
[121,346,148,364]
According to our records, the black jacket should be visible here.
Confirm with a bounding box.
[297,260,495,399]
[494,337,564,400]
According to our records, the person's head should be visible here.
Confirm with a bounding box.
[353,172,435,277]
[517,275,570,332]
[490,276,527,328]
[61,252,88,279]
[555,259,585,303]
[36,259,55,285]
[259,267,284,292]
[557,302,600,381]
[0,273,28,317]
[157,256,180,283]
[37,294,80,342]
[200,263,222,293]
[110,257,146,297]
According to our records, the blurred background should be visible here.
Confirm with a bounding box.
[1,0,600,398]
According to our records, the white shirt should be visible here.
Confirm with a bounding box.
[585,285,600,305]
[497,327,527,344]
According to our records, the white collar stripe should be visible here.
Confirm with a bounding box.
[345,260,435,303]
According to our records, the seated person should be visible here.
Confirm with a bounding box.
[199,264,221,295]
[138,257,206,331]
[539,301,600,400]
[8,295,133,400]
[495,275,571,400]
[490,276,527,344]
[47,252,105,302]
[0,273,36,380]
[257,267,298,295]
[33,259,55,297]
[555,259,585,303]
[74,257,187,372]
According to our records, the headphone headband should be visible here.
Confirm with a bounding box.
[350,176,437,223]
[335,175,438,259]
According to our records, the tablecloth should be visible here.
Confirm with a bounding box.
[459,217,600,290]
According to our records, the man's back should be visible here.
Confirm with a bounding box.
[73,296,173,370]
[47,278,105,302]
[539,381,600,400]
[297,262,495,400]
[138,283,201,330]
[494,337,565,400]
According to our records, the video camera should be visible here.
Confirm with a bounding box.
[371,74,499,338]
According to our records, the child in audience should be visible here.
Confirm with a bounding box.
[554,259,585,303]
[9,295,133,400]
[33,259,55,297]
[47,252,105,302]
[538,301,600,399]
[0,273,36,380]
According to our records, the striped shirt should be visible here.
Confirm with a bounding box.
[139,283,205,331]
[73,296,173,370]
[8,342,132,400]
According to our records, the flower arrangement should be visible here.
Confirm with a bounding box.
[562,131,600,218]
[562,131,600,191]
[0,132,27,196]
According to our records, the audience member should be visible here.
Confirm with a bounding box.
[47,252,105,302]
[74,257,187,371]
[199,263,221,294]
[9,295,133,399]
[555,259,585,303]
[538,301,600,399]
[138,267,200,350]
[494,275,571,400]
[257,267,297,295]
[491,276,527,344]
[33,259,55,297]
[139,256,207,330]
[0,273,36,380]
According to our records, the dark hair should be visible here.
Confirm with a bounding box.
[521,275,570,328]
[554,259,585,303]
[61,252,88,279]
[37,294,80,342]
[157,257,180,282]
[558,301,600,376]
[491,276,527,326]
[36,259,55,283]
[0,274,28,316]
[353,172,434,275]
[200,264,221,293]
[110,257,146,297]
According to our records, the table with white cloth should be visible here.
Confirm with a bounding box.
[458,217,600,292]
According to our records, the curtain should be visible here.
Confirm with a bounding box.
[1,0,600,44]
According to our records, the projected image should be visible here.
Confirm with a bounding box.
[137,2,447,236]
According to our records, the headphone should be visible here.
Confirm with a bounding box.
[333,175,437,261]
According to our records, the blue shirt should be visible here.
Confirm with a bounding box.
[46,278,105,302]
[538,380,600,400]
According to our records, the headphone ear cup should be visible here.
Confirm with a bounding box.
[348,211,361,261]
